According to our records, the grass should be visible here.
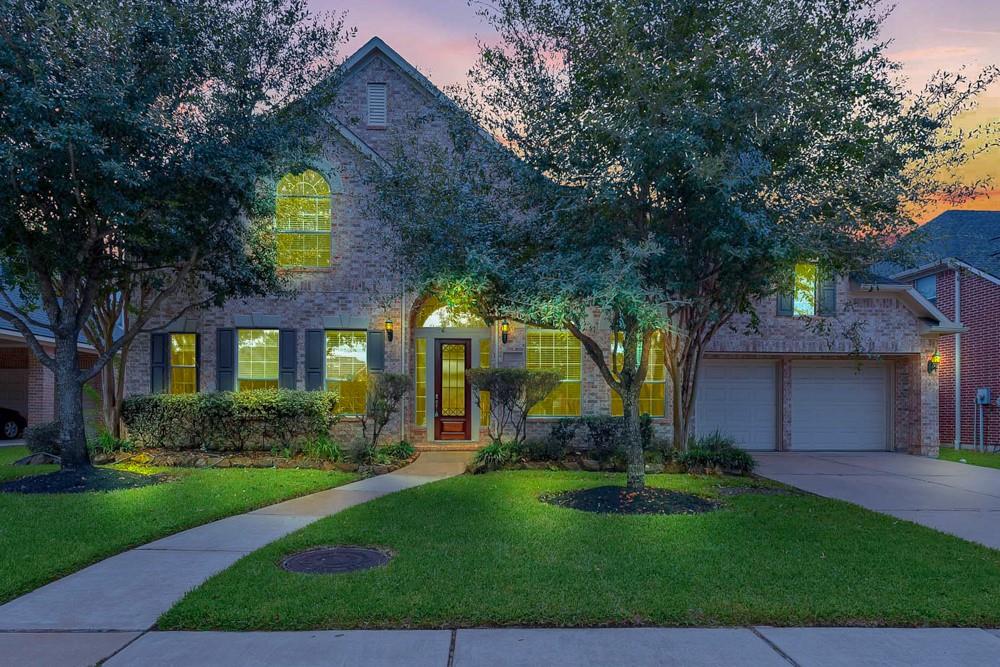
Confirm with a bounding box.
[0,445,57,482]
[938,447,1000,470]
[159,471,1000,630]
[0,446,356,604]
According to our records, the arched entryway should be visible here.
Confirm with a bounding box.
[411,296,494,443]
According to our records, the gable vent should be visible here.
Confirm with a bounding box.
[367,83,387,127]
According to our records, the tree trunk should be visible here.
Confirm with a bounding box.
[53,334,90,469]
[670,363,687,451]
[621,387,645,491]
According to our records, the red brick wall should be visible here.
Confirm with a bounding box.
[934,268,1000,447]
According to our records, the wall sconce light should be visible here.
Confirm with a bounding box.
[927,351,940,374]
[500,319,510,344]
[385,318,394,342]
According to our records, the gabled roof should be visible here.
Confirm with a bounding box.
[0,288,104,349]
[340,37,455,108]
[893,210,1000,279]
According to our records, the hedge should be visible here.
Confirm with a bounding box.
[121,390,339,452]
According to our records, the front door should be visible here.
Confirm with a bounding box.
[435,339,471,440]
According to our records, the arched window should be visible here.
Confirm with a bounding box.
[415,296,486,328]
[275,169,332,267]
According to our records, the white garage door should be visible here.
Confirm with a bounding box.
[790,362,888,451]
[695,360,777,451]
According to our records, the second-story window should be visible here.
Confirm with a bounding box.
[793,262,818,317]
[914,274,937,304]
[275,169,331,268]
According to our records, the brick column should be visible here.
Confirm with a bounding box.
[918,339,941,457]
[25,351,55,426]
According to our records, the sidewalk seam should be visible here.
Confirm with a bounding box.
[749,627,800,667]
[95,629,148,666]
[447,628,457,667]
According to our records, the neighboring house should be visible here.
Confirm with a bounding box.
[0,290,102,432]
[890,210,1000,450]
[124,37,960,456]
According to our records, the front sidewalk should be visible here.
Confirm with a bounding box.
[5,626,999,666]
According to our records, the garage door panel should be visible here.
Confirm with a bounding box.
[790,362,887,451]
[695,360,777,451]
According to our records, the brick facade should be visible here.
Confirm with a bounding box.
[928,267,1000,448]
[122,38,949,457]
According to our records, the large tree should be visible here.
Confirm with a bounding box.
[368,0,996,491]
[0,0,350,468]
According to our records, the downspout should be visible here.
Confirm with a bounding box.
[954,268,961,449]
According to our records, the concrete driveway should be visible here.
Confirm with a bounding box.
[755,452,1000,550]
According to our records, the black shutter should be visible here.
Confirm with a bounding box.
[150,333,168,393]
[216,328,235,391]
[367,330,385,372]
[818,272,837,316]
[305,329,325,391]
[776,291,794,317]
[279,329,297,389]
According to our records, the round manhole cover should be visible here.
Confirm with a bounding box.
[280,546,392,574]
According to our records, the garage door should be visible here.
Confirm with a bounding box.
[790,362,888,451]
[695,360,777,451]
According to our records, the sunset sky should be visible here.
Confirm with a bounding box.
[319,0,1000,220]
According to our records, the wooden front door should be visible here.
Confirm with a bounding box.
[434,339,471,440]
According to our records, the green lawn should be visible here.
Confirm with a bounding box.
[938,447,1000,470]
[159,471,1000,630]
[0,445,57,481]
[0,446,356,604]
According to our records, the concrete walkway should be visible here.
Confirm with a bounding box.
[0,452,469,663]
[755,452,1000,550]
[2,626,991,666]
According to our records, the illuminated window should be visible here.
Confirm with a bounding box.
[526,329,581,417]
[415,295,486,328]
[415,338,426,426]
[275,169,331,268]
[479,338,490,427]
[237,329,279,390]
[326,331,367,415]
[610,331,666,417]
[793,262,818,316]
[169,334,197,394]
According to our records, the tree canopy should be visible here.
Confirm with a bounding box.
[0,0,351,466]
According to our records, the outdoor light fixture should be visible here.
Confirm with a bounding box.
[927,351,940,375]
[501,319,510,344]
[385,318,394,342]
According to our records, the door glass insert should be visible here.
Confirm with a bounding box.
[440,343,467,417]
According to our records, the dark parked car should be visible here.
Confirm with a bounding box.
[0,408,26,439]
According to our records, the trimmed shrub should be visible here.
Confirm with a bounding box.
[679,431,756,474]
[25,421,60,456]
[380,440,415,460]
[121,390,339,452]
[472,440,522,471]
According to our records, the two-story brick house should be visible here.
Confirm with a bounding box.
[124,37,960,457]
[891,210,1000,451]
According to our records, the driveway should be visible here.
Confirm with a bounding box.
[755,452,1000,550]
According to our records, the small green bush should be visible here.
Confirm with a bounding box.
[302,435,343,462]
[87,431,135,456]
[679,431,756,474]
[380,440,415,461]
[122,390,339,452]
[473,440,522,470]
[25,421,60,456]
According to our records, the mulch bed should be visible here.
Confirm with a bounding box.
[0,467,170,494]
[540,485,720,515]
